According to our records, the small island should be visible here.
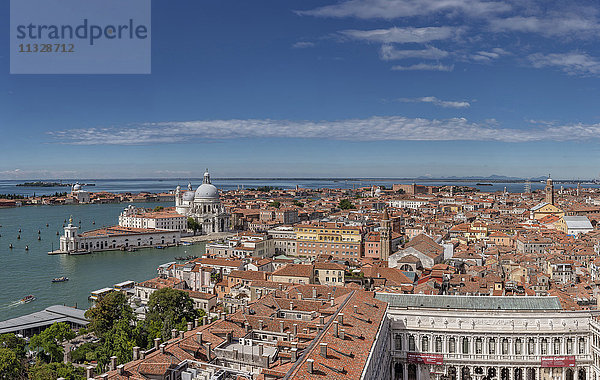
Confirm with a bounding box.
[16,181,71,187]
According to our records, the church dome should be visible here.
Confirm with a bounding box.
[195,183,219,199]
[183,190,195,201]
[73,183,82,191]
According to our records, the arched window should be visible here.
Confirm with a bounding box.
[554,338,561,355]
[489,338,496,354]
[514,338,522,355]
[528,338,535,355]
[449,337,456,353]
[408,335,416,351]
[476,338,483,354]
[541,338,548,355]
[435,337,442,353]
[462,337,469,354]
[502,338,509,355]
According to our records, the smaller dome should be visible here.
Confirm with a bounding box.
[183,191,195,201]
[73,183,82,191]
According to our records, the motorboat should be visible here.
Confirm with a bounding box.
[52,277,69,283]
[20,295,36,303]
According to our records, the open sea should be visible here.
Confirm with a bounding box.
[0,178,597,321]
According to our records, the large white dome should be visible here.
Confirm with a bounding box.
[195,183,219,199]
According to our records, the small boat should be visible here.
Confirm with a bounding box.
[17,235,20,240]
[56,231,59,235]
[25,245,28,251]
[127,247,137,252]
[38,230,40,234]
[52,277,69,283]
[20,295,36,303]
[46,223,49,227]
[181,242,193,246]
[38,236,41,241]
[9,244,13,249]
[155,245,165,249]
[18,229,21,233]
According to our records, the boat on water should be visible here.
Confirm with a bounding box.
[52,276,69,283]
[155,245,165,249]
[181,241,193,246]
[20,295,36,303]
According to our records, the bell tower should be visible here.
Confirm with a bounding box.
[545,174,555,205]
[380,208,392,261]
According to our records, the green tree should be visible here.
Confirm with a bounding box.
[187,217,200,234]
[146,288,198,341]
[153,206,164,212]
[0,348,23,380]
[270,201,281,208]
[339,199,355,210]
[85,292,134,337]
[292,200,304,207]
[28,362,85,380]
[29,322,75,363]
[0,333,26,359]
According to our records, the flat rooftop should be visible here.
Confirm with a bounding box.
[0,305,88,334]
[375,293,562,311]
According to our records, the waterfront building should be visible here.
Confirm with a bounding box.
[118,205,187,232]
[174,169,231,234]
[70,182,90,204]
[0,305,88,337]
[58,220,180,253]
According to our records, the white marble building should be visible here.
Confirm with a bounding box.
[376,293,598,380]
[174,170,230,235]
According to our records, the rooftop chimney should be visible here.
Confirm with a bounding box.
[333,321,339,337]
[259,319,264,330]
[132,346,140,361]
[159,344,166,354]
[289,301,294,310]
[307,359,315,374]
[154,338,161,350]
[109,356,117,371]
[86,366,94,379]
[280,320,285,333]
[312,287,317,299]
[171,329,178,339]
[338,313,344,325]
[320,315,325,325]
[340,329,345,340]
[203,316,208,325]
[258,343,264,357]
[293,324,298,336]
[320,343,328,358]
[291,348,298,362]
[354,305,358,314]
[187,322,193,331]
[330,299,335,307]
[117,365,124,375]
[196,332,203,345]
[140,350,146,360]
[194,318,199,328]
[297,292,302,300]
[206,342,212,361]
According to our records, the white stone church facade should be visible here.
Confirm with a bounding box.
[174,170,230,235]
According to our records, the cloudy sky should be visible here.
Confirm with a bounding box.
[2,0,600,179]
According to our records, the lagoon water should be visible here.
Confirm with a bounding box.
[0,202,205,321]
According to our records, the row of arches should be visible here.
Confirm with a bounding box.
[393,363,587,380]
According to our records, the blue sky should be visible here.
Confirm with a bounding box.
[2,0,600,179]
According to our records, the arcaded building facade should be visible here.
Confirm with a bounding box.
[377,294,597,380]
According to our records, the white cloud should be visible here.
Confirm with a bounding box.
[398,96,471,108]
[489,14,600,37]
[47,116,600,145]
[297,0,511,19]
[470,47,509,62]
[391,63,454,71]
[292,41,315,48]
[380,45,449,60]
[340,26,460,44]
[528,52,600,76]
